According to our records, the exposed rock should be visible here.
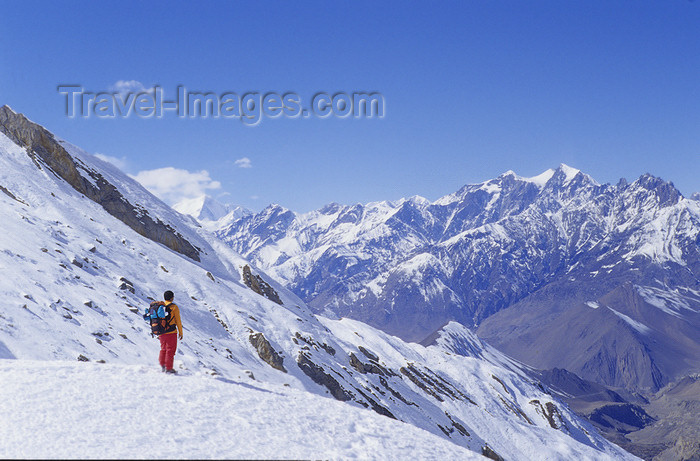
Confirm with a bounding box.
[0,185,26,205]
[400,363,477,405]
[358,345,379,362]
[378,376,417,407]
[295,351,397,420]
[529,399,567,430]
[349,352,390,376]
[445,411,470,437]
[294,332,335,356]
[248,332,286,372]
[481,444,504,461]
[353,387,396,419]
[77,354,89,362]
[656,436,700,461]
[491,374,510,395]
[498,395,534,425]
[242,265,282,305]
[349,352,367,374]
[118,276,135,294]
[0,105,201,262]
[296,351,352,401]
[400,364,463,403]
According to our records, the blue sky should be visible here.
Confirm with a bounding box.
[1,1,698,212]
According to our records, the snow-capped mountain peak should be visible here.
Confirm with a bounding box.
[174,194,250,222]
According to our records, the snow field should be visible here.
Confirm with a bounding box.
[0,360,481,460]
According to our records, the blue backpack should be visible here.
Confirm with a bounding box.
[143,301,169,337]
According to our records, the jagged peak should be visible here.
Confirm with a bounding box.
[627,173,682,208]
[318,202,344,215]
[262,203,293,215]
[630,173,680,196]
[635,172,671,186]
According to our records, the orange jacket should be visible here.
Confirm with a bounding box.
[163,301,183,337]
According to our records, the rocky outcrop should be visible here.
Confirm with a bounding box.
[358,346,379,362]
[349,352,394,376]
[400,363,477,405]
[293,332,335,356]
[481,444,504,461]
[296,351,352,401]
[529,400,567,430]
[296,351,396,420]
[249,332,286,372]
[0,105,201,262]
[242,265,282,304]
[0,184,25,204]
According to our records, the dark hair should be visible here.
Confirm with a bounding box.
[164,290,174,301]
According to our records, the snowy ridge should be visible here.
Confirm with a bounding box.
[426,321,532,376]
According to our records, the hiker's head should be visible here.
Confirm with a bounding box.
[164,290,174,302]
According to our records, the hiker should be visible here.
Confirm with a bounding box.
[158,290,183,374]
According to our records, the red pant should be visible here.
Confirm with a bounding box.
[159,333,178,370]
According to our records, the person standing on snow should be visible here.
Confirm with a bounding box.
[159,290,183,374]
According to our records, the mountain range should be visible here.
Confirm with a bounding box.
[202,153,700,459]
[210,164,700,392]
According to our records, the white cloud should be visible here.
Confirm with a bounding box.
[109,80,155,96]
[94,153,128,171]
[130,167,221,205]
[234,157,252,168]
